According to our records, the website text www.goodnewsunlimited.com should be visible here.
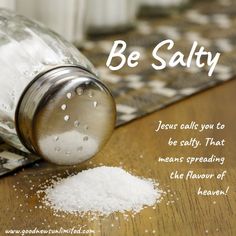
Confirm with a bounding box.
[5,227,95,235]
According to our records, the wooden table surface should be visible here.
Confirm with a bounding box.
[0,79,235,236]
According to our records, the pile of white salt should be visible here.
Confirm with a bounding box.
[42,166,162,216]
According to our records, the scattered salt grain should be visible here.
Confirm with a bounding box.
[42,166,162,216]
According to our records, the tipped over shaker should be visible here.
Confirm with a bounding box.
[0,9,116,165]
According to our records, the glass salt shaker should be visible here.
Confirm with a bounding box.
[0,9,116,165]
[86,0,137,35]
[16,0,87,46]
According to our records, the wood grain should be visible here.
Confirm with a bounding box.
[0,80,235,236]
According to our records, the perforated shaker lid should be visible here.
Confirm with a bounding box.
[16,66,116,165]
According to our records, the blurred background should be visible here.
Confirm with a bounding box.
[0,0,191,44]
[0,0,194,46]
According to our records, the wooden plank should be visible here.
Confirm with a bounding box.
[0,80,235,236]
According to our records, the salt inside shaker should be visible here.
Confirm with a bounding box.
[0,9,116,165]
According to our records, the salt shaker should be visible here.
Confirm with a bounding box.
[16,0,87,46]
[0,9,116,165]
[86,0,137,35]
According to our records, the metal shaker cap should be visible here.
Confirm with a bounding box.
[16,66,116,165]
